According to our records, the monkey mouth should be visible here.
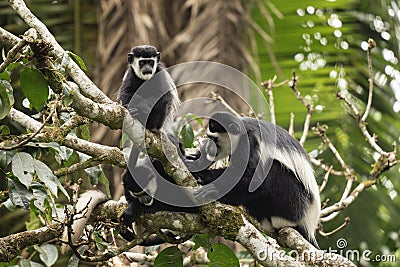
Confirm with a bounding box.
[142,70,152,75]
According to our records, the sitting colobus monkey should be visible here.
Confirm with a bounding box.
[189,112,321,248]
[118,45,179,132]
[117,45,197,242]
[61,46,186,252]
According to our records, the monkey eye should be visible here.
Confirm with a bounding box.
[228,123,240,135]
[139,60,155,68]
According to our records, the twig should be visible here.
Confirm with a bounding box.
[0,109,54,150]
[54,155,107,177]
[319,217,350,237]
[261,76,276,124]
[0,36,28,72]
[322,178,355,222]
[320,179,376,218]
[319,166,332,193]
[209,92,241,117]
[288,112,295,136]
[310,158,345,177]
[288,71,313,146]
[314,124,355,179]
[336,92,384,154]
[361,38,376,122]
[53,114,90,138]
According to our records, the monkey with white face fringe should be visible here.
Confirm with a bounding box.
[118,45,179,132]
[117,45,199,242]
[61,46,192,252]
[188,112,321,248]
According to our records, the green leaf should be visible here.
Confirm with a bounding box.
[66,254,80,267]
[0,70,10,81]
[6,62,23,72]
[0,149,14,169]
[2,198,16,211]
[182,113,204,127]
[65,245,87,267]
[67,51,87,71]
[8,178,33,209]
[193,234,213,250]
[154,246,183,267]
[207,243,240,267]
[31,183,48,212]
[79,124,90,141]
[98,172,111,198]
[59,146,74,162]
[26,141,60,150]
[0,125,10,135]
[33,159,59,197]
[36,244,58,267]
[93,231,110,250]
[34,159,70,200]
[12,152,35,188]
[0,80,14,120]
[20,67,49,111]
[26,206,41,230]
[179,123,195,148]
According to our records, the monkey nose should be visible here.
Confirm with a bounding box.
[142,66,153,75]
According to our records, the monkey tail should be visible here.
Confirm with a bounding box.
[61,190,108,254]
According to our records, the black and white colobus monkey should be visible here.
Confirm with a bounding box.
[61,46,187,251]
[117,45,198,242]
[118,45,179,132]
[190,112,321,248]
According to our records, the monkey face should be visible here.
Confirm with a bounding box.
[130,57,158,80]
[128,45,161,80]
[205,112,243,161]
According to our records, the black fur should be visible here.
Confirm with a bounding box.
[118,45,175,131]
[119,46,198,243]
[120,146,199,242]
[191,112,320,248]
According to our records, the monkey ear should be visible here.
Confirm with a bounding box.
[228,123,240,135]
[127,53,134,64]
[156,52,161,62]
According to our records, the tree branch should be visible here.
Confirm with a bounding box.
[7,108,126,168]
[288,71,313,146]
[0,35,28,72]
[0,223,63,262]
[8,0,112,104]
[361,38,375,122]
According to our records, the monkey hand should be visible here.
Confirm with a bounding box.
[127,96,153,122]
[120,208,136,241]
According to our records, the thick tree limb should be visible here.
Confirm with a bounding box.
[7,108,126,168]
[0,27,19,46]
[0,223,63,262]
[8,0,112,104]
